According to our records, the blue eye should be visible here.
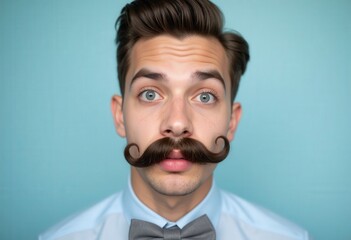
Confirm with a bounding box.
[200,93,211,103]
[196,92,216,104]
[139,89,162,102]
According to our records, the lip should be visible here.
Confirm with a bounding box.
[158,150,192,172]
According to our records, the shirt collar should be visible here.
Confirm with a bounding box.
[122,175,222,229]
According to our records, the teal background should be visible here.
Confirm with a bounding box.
[1,0,350,239]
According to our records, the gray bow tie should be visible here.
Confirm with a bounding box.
[129,214,216,240]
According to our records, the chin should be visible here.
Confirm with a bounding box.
[150,176,202,197]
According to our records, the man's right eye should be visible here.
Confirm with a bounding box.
[139,89,162,102]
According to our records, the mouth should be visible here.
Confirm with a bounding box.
[158,149,192,172]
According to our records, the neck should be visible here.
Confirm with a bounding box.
[131,167,213,222]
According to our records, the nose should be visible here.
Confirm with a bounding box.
[160,98,193,138]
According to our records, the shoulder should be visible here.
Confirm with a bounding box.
[39,192,128,240]
[218,190,310,240]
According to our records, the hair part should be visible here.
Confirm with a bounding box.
[115,0,250,102]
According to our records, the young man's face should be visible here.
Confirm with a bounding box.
[112,35,241,198]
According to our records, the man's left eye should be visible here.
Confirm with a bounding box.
[195,92,217,104]
[139,89,162,102]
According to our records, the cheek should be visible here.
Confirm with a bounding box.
[123,108,160,147]
[194,108,230,132]
[194,117,229,150]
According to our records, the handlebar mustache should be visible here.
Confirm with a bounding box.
[124,136,230,168]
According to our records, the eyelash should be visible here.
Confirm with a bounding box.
[200,90,219,99]
[137,87,162,102]
[196,90,219,104]
[137,87,219,103]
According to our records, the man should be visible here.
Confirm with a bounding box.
[40,0,310,239]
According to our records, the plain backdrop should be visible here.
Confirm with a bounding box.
[1,0,350,239]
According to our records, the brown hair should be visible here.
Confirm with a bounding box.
[115,0,250,102]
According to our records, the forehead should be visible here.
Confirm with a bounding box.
[126,35,230,84]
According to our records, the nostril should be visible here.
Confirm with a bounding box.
[162,124,192,138]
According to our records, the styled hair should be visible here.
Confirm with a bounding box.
[115,0,250,102]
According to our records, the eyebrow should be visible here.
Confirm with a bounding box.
[192,70,226,91]
[132,68,166,82]
[130,68,227,90]
[129,68,165,90]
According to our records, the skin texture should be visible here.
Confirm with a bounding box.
[111,35,242,221]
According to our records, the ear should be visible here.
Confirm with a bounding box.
[226,102,242,141]
[111,95,126,137]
